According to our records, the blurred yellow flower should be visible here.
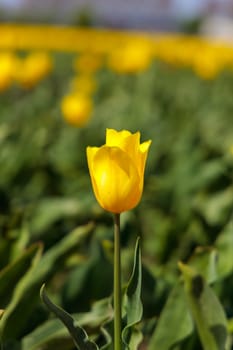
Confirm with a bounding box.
[0,52,17,91]
[108,40,151,74]
[15,51,53,88]
[61,93,93,127]
[192,48,222,80]
[86,129,151,213]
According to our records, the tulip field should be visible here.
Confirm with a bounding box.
[0,24,233,350]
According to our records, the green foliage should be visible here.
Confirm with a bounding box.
[23,297,113,350]
[39,238,143,350]
[0,52,233,349]
[40,285,99,350]
[179,262,228,350]
[122,238,143,349]
[148,282,193,350]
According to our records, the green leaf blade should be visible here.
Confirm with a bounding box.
[40,284,99,350]
[148,282,193,350]
[179,262,228,350]
[122,237,143,350]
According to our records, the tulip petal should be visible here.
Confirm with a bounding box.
[86,146,99,169]
[91,146,141,213]
[138,140,152,175]
[106,129,140,158]
[106,129,132,147]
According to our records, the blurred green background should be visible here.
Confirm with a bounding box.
[0,23,233,349]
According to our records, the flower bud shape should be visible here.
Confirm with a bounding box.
[61,93,92,127]
[87,129,151,213]
[15,52,53,88]
[108,40,152,74]
[0,52,17,91]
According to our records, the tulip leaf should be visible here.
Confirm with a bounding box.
[22,297,113,350]
[22,317,75,350]
[215,222,233,279]
[0,223,94,341]
[0,243,42,306]
[148,281,193,350]
[122,237,143,349]
[0,243,43,341]
[40,284,99,350]
[99,327,112,350]
[188,246,218,284]
[179,262,228,350]
[29,197,91,237]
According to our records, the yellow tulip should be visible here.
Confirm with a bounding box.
[87,129,151,213]
[108,40,152,74]
[61,93,92,127]
[0,52,17,91]
[15,52,53,88]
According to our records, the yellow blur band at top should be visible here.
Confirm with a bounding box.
[0,23,232,53]
[1,24,233,80]
[0,24,160,53]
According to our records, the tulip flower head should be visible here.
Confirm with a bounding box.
[15,52,53,88]
[0,52,17,91]
[108,40,152,74]
[61,93,93,127]
[87,129,151,213]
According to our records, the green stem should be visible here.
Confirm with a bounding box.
[113,213,122,350]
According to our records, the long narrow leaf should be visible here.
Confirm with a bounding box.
[22,297,113,350]
[40,284,99,350]
[0,243,42,306]
[122,237,143,349]
[0,243,42,341]
[0,223,94,340]
[179,262,228,350]
[148,282,193,350]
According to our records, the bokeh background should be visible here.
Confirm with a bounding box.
[0,1,233,350]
